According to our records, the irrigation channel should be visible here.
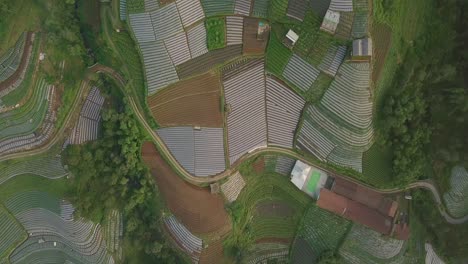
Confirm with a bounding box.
[1,63,466,225]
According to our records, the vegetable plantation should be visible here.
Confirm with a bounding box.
[0,78,49,141]
[338,224,406,264]
[291,205,351,263]
[206,17,226,50]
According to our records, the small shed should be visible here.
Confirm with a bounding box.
[290,160,311,190]
[352,38,373,61]
[290,160,329,199]
[283,29,299,49]
[320,10,340,34]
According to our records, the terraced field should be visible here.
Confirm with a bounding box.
[338,224,406,264]
[0,78,50,141]
[291,205,351,263]
[0,32,37,107]
[0,155,67,185]
[0,206,26,260]
[147,71,223,127]
[231,163,310,243]
[443,166,468,218]
[0,186,113,263]
[0,78,56,156]
[296,62,374,172]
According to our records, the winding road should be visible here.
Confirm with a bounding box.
[1,63,467,225]
[99,65,468,225]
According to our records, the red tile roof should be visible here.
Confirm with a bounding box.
[317,189,393,235]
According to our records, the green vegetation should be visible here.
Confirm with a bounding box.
[64,79,180,262]
[205,17,226,50]
[0,174,67,202]
[373,0,468,186]
[412,189,468,262]
[362,143,393,187]
[224,156,310,262]
[0,33,41,107]
[268,0,289,22]
[100,3,158,129]
[291,205,351,262]
[0,78,49,140]
[0,0,43,52]
[306,73,333,103]
[0,206,26,260]
[265,31,292,76]
[126,0,145,14]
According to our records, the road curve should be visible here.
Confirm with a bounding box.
[97,64,468,225]
[2,63,466,224]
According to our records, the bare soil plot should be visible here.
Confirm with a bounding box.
[141,142,231,234]
[177,45,242,79]
[371,22,392,84]
[147,72,223,127]
[199,239,226,264]
[0,32,33,93]
[243,18,269,55]
[252,157,265,174]
[256,201,296,218]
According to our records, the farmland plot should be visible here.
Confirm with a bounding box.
[0,78,49,141]
[69,86,105,145]
[243,17,269,54]
[245,242,289,263]
[148,71,223,127]
[223,59,267,165]
[296,62,374,172]
[164,215,203,262]
[0,32,35,100]
[229,170,310,243]
[0,155,67,185]
[266,75,305,148]
[0,80,56,156]
[443,166,468,218]
[291,205,351,263]
[157,126,226,176]
[339,224,406,264]
[6,192,113,264]
[0,206,26,260]
[141,142,230,234]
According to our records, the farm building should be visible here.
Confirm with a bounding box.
[283,29,299,48]
[317,189,393,235]
[320,10,340,34]
[290,160,329,199]
[351,38,373,61]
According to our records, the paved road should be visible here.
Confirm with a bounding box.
[97,64,468,224]
[3,63,467,224]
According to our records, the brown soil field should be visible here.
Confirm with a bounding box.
[0,32,33,92]
[141,142,231,234]
[199,239,228,264]
[243,18,269,55]
[255,201,296,218]
[147,71,223,127]
[177,45,242,79]
[371,22,392,84]
[252,157,265,174]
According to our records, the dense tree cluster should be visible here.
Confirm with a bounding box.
[65,98,181,263]
[376,0,468,185]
